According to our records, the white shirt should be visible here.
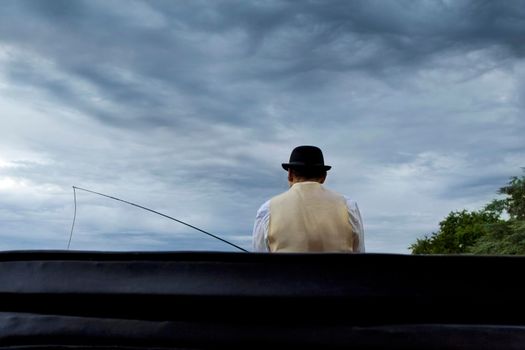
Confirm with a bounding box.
[252,195,365,252]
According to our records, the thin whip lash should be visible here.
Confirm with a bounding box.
[68,186,248,252]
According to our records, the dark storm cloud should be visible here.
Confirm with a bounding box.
[2,0,524,131]
[1,0,254,128]
[148,0,525,76]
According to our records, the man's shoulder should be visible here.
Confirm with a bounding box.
[322,186,351,204]
[321,188,359,211]
[258,188,294,214]
[342,195,360,211]
[268,186,297,206]
[256,199,271,218]
[342,195,358,206]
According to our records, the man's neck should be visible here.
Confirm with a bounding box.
[289,180,322,188]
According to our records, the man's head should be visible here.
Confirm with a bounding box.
[282,145,331,186]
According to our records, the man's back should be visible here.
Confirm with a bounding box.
[269,182,355,252]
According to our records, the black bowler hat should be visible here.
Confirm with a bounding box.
[281,145,332,171]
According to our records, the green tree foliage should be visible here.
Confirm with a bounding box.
[409,210,500,254]
[410,170,525,255]
[469,221,525,255]
[498,173,525,220]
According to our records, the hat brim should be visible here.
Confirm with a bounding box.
[282,163,331,171]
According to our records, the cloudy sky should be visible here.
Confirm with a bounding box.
[0,0,524,253]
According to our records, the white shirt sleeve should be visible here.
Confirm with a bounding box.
[252,200,270,252]
[345,197,365,253]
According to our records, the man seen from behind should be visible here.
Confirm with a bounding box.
[252,145,365,252]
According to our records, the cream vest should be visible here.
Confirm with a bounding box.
[268,182,355,252]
